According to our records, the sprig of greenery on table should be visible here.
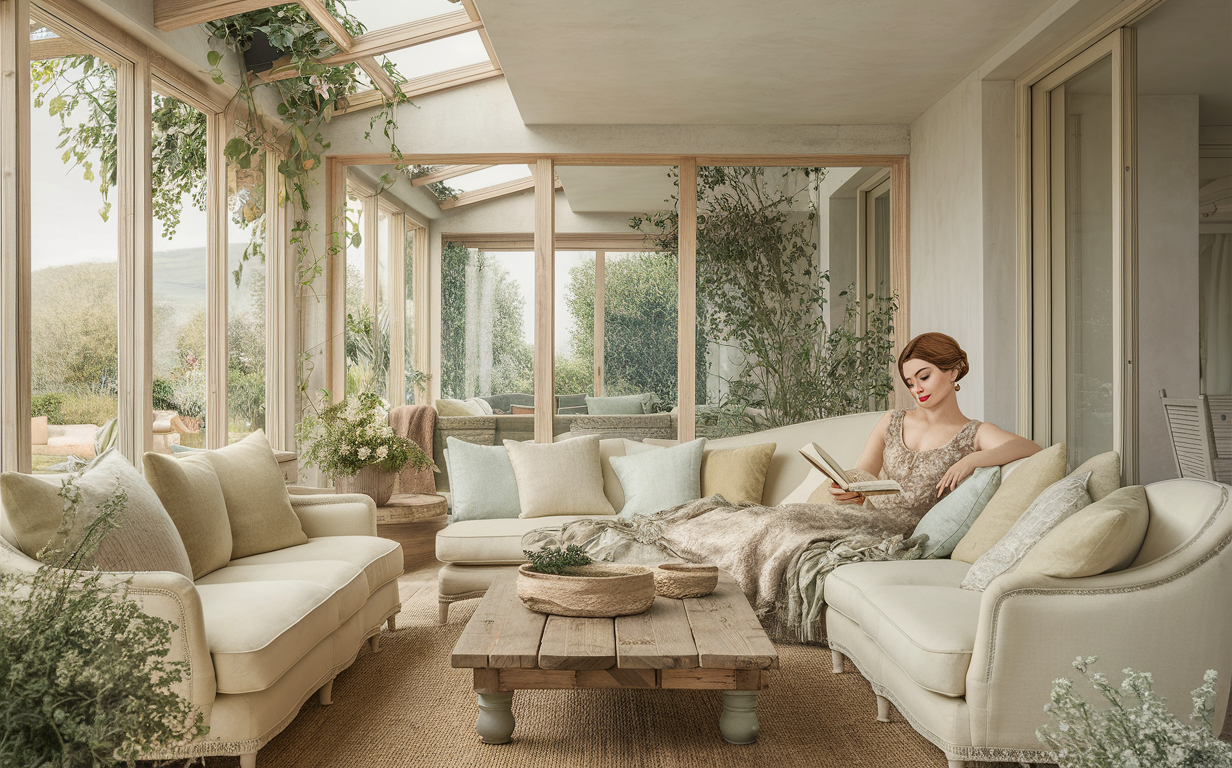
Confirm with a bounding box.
[523,545,593,575]
[0,478,207,766]
[1036,655,1232,768]
[296,391,433,478]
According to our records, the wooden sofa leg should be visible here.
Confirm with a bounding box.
[947,760,966,768]
[439,599,450,625]
[876,694,891,723]
[831,650,845,674]
[239,752,257,768]
[318,679,333,706]
[370,632,381,653]
[387,615,396,632]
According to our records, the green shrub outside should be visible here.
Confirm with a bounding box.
[30,393,65,422]
[30,390,115,426]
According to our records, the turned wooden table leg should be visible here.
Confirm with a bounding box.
[476,692,515,744]
[720,690,760,744]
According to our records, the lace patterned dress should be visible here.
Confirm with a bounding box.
[862,409,983,534]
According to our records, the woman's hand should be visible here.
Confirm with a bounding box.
[936,454,980,497]
[827,481,866,505]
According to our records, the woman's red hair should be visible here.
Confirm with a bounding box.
[897,332,969,386]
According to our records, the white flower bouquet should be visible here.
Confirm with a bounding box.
[296,392,433,478]
[1037,655,1231,768]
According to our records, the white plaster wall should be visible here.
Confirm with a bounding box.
[814,168,860,328]
[980,80,1019,431]
[1137,95,1200,483]
[909,72,987,420]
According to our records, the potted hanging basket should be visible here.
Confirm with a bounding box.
[242,29,285,73]
[334,465,397,506]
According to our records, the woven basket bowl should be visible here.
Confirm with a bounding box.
[654,563,719,599]
[517,563,655,617]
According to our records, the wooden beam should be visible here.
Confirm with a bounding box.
[297,0,354,52]
[533,158,555,444]
[438,176,562,210]
[478,27,500,69]
[1,0,32,473]
[439,232,653,251]
[458,0,481,23]
[411,164,493,186]
[677,159,697,442]
[154,0,273,32]
[399,60,502,99]
[206,112,229,448]
[321,11,481,66]
[29,36,89,60]
[358,57,396,99]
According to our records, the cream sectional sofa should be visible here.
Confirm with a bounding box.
[0,488,403,768]
[435,410,1232,766]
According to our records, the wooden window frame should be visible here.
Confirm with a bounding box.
[327,154,910,445]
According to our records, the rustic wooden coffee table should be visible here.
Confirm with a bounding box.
[451,570,778,745]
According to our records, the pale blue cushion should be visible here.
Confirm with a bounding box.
[446,437,521,521]
[609,438,705,519]
[586,393,655,415]
[912,466,1001,559]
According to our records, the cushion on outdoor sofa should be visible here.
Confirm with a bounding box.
[824,559,978,697]
[436,516,619,565]
[228,536,403,597]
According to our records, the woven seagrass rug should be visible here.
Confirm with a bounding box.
[196,578,1045,768]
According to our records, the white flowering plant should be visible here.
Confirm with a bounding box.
[295,391,433,478]
[1036,655,1231,768]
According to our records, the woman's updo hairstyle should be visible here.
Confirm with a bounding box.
[897,332,969,386]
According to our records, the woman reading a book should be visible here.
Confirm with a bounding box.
[822,331,1041,533]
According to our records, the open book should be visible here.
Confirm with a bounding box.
[799,442,902,496]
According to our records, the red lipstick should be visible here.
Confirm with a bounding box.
[919,395,930,402]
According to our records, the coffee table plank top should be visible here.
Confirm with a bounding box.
[683,574,779,670]
[451,573,546,669]
[539,615,616,670]
[614,596,700,669]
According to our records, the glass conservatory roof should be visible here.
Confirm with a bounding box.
[381,31,490,81]
[342,0,463,32]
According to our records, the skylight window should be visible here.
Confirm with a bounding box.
[382,30,489,81]
[448,165,533,192]
[341,0,463,32]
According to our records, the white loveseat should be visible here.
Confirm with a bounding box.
[0,489,403,768]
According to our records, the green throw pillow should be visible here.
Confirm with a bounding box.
[911,466,1001,559]
[609,438,705,519]
[446,437,522,521]
[586,393,654,415]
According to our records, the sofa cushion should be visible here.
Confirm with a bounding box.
[228,536,403,595]
[911,466,1001,559]
[196,579,341,694]
[951,442,1067,563]
[505,436,615,518]
[144,451,233,579]
[1069,450,1121,502]
[1017,485,1149,577]
[610,438,705,519]
[701,442,776,505]
[1,452,193,579]
[196,559,370,626]
[825,560,978,697]
[446,438,521,520]
[586,393,655,414]
[436,516,618,565]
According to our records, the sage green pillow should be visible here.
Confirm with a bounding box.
[911,466,1001,559]
[144,450,233,579]
[586,393,654,415]
[609,438,705,519]
[446,437,521,521]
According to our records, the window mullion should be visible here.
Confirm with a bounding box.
[206,112,228,448]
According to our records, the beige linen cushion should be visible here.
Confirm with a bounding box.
[1069,450,1121,502]
[0,452,193,578]
[143,451,233,579]
[185,430,306,559]
[951,442,1067,563]
[701,442,776,505]
[505,435,615,518]
[435,398,484,417]
[1017,485,1149,577]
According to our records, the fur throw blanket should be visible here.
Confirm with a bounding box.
[522,494,926,644]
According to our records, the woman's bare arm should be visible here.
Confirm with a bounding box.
[935,422,1042,495]
[828,412,891,503]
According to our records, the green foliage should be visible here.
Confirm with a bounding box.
[1037,656,1232,768]
[296,391,434,478]
[522,545,593,575]
[0,478,208,766]
[553,354,593,397]
[408,165,461,201]
[31,393,65,422]
[440,242,469,399]
[31,262,119,398]
[631,167,898,431]
[152,377,176,411]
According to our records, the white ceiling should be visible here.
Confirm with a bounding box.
[476,0,1057,125]
[556,166,678,212]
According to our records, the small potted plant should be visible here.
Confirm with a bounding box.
[296,391,433,506]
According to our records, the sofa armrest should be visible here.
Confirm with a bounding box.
[290,493,377,537]
[963,542,1232,750]
[1,539,216,719]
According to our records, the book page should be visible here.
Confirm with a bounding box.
[799,443,852,490]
